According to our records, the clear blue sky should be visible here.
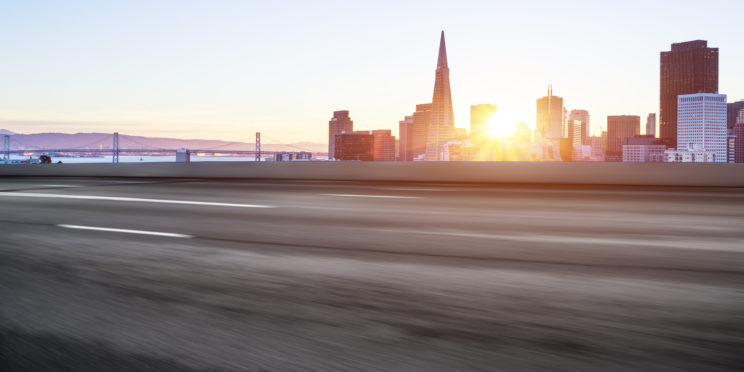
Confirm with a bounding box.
[1,0,742,142]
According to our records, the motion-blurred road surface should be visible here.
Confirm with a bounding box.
[1,178,743,371]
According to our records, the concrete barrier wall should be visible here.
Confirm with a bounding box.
[1,161,744,186]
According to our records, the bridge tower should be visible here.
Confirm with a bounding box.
[113,132,119,163]
[3,135,9,164]
[255,132,261,162]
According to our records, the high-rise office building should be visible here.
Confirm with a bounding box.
[372,130,396,161]
[334,131,373,161]
[660,40,718,149]
[728,134,736,163]
[470,104,498,145]
[646,113,656,137]
[606,116,640,162]
[731,110,744,163]
[569,119,582,161]
[568,109,590,145]
[536,86,565,139]
[677,93,727,163]
[328,110,353,160]
[398,115,414,161]
[424,31,456,160]
[727,101,744,133]
[411,103,432,160]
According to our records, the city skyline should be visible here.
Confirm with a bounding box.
[1,1,743,143]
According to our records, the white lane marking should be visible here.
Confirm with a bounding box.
[374,229,744,251]
[321,193,420,199]
[383,187,448,192]
[57,224,193,238]
[39,184,80,188]
[0,192,275,208]
[103,181,156,184]
[478,188,744,198]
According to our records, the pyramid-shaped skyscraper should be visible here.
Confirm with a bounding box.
[424,31,455,160]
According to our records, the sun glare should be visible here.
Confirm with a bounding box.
[486,114,515,139]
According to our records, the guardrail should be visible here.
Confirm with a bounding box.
[1,161,744,186]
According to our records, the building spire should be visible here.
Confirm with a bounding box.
[425,30,455,160]
[437,30,448,69]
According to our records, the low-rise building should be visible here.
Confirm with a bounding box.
[176,148,190,163]
[665,144,717,163]
[588,136,604,161]
[274,152,312,161]
[371,130,396,161]
[622,135,665,162]
[442,140,478,161]
[530,139,562,161]
[334,131,374,161]
[623,145,666,162]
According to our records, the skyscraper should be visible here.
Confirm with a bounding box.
[660,40,719,149]
[607,115,640,162]
[328,110,353,160]
[678,93,727,163]
[411,103,432,160]
[734,110,744,163]
[728,133,736,163]
[569,119,582,161]
[398,115,414,161]
[371,130,396,161]
[470,104,498,145]
[568,109,590,145]
[727,100,744,133]
[424,31,455,160]
[536,86,565,139]
[646,113,656,137]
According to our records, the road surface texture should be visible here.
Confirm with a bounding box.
[1,177,743,371]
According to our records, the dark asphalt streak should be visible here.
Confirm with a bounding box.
[3,218,744,276]
[1,177,743,371]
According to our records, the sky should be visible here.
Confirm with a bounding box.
[1,0,743,143]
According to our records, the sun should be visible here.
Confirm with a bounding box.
[486,114,515,139]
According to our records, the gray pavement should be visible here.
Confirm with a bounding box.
[1,177,743,371]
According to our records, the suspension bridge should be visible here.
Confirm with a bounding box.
[2,132,327,163]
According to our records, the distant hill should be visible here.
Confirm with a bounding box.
[0,131,326,153]
[0,129,16,135]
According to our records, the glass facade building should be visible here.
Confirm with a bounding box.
[660,40,718,149]
[606,116,640,162]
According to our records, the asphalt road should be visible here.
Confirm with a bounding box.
[1,177,743,371]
